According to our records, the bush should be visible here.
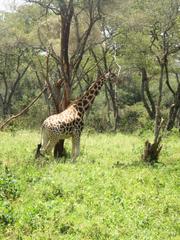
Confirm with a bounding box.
[119,103,153,132]
[0,167,20,201]
[0,201,14,227]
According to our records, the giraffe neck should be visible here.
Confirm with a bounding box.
[76,75,106,115]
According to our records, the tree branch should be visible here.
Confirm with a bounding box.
[164,58,175,95]
[7,62,31,106]
[26,0,60,15]
[0,86,47,130]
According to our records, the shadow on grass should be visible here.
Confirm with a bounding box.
[33,156,68,167]
[31,146,72,167]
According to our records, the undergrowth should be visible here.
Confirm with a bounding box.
[0,130,179,239]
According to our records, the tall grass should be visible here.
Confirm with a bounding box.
[0,130,179,239]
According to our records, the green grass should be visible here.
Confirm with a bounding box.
[0,130,179,239]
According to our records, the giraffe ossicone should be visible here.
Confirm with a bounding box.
[36,72,116,161]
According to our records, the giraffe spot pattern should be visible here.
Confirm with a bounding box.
[39,72,115,159]
[42,105,83,138]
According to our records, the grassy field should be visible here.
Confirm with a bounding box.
[0,130,179,240]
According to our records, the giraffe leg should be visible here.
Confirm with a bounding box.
[40,128,49,152]
[71,135,80,162]
[39,128,58,156]
[41,139,57,156]
[45,140,55,154]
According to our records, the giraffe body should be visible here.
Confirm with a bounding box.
[39,104,83,161]
[37,72,115,161]
[42,104,83,137]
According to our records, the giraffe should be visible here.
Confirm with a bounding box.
[35,72,116,161]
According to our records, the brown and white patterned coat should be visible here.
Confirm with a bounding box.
[37,72,115,161]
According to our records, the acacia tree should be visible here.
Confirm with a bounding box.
[139,0,180,163]
[113,0,180,162]
[26,0,103,157]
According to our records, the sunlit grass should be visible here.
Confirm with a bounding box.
[0,130,180,239]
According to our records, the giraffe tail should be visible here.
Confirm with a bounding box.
[35,143,42,159]
[35,126,44,159]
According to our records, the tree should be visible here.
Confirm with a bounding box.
[0,10,32,117]
[111,0,180,162]
[0,47,31,117]
[138,0,180,162]
[26,0,103,157]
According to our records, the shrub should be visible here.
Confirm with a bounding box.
[120,103,153,132]
[0,167,20,201]
[0,201,14,227]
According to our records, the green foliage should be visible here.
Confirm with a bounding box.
[0,130,179,239]
[120,103,153,132]
[0,167,20,228]
[0,167,20,201]
[12,100,49,130]
[0,0,179,132]
[0,201,14,227]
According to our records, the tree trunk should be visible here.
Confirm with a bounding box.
[2,102,11,118]
[107,81,120,131]
[142,138,162,163]
[142,63,164,164]
[54,141,65,158]
[141,68,155,119]
[166,104,179,131]
[53,1,74,158]
[166,83,180,131]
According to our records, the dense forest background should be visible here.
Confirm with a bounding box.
[0,0,180,134]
